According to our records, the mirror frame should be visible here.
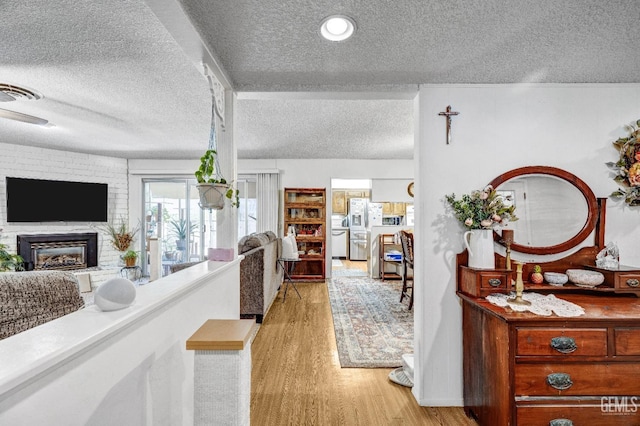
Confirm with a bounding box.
[489,166,599,255]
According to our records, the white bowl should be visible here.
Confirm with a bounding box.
[544,272,568,286]
[566,269,605,287]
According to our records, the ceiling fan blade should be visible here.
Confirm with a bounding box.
[0,108,48,126]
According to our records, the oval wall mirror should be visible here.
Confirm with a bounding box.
[488,166,599,255]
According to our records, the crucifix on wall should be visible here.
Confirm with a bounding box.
[438,105,460,145]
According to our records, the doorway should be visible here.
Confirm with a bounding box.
[330,178,371,277]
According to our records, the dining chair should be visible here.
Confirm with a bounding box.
[399,230,414,310]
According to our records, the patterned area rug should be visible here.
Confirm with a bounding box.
[328,276,413,368]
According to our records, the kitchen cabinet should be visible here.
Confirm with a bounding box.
[331,190,347,215]
[284,188,326,281]
[345,189,369,199]
[382,202,393,215]
[392,202,406,215]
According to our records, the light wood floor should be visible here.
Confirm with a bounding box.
[250,281,477,425]
[332,258,368,272]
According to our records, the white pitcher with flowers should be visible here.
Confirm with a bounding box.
[446,185,518,269]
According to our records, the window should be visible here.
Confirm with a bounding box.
[237,176,257,238]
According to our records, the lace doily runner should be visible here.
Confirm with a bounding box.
[485,292,585,317]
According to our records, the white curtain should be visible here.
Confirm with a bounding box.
[256,172,280,235]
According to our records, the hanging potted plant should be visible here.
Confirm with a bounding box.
[195,149,239,209]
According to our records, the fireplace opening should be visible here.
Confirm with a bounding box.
[17,233,98,271]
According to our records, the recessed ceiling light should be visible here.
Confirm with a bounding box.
[320,15,356,42]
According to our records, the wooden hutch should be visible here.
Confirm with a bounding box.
[284,188,326,281]
[457,166,640,426]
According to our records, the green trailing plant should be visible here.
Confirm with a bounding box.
[194,149,240,208]
[0,230,24,272]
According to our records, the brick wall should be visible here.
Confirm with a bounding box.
[0,143,130,286]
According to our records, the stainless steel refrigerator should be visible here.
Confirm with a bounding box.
[349,198,368,260]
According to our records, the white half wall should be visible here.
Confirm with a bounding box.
[0,260,241,425]
[414,83,640,406]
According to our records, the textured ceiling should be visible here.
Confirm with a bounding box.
[0,1,638,160]
[183,0,640,90]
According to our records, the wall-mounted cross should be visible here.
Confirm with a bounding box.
[438,105,460,145]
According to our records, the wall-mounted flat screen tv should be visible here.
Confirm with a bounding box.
[6,177,108,222]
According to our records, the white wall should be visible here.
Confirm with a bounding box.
[0,143,129,284]
[414,84,640,405]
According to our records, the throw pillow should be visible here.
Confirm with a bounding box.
[281,235,299,260]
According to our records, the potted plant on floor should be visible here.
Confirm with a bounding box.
[122,250,139,267]
[0,229,23,272]
[195,149,240,209]
[169,218,196,251]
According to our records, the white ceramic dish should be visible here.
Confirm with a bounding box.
[544,272,568,286]
[566,269,605,287]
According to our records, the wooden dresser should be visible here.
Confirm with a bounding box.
[456,166,640,425]
[458,251,640,426]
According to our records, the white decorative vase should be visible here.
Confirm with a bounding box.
[464,229,495,269]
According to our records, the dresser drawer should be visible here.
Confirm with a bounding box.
[517,402,640,425]
[459,266,511,297]
[516,327,607,357]
[615,328,640,355]
[616,273,640,290]
[515,363,640,396]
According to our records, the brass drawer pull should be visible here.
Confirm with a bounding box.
[550,420,573,426]
[488,278,502,287]
[626,278,640,288]
[547,372,573,390]
[550,336,577,354]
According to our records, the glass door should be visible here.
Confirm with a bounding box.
[143,179,208,276]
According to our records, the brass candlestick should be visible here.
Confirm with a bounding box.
[501,229,514,270]
[509,261,531,306]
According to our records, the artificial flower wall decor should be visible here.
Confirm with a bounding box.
[607,119,640,206]
[446,185,518,230]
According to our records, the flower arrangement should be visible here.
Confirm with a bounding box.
[607,119,640,206]
[446,185,518,230]
[99,217,140,252]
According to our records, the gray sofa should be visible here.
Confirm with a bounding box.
[0,271,85,340]
[238,231,283,323]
